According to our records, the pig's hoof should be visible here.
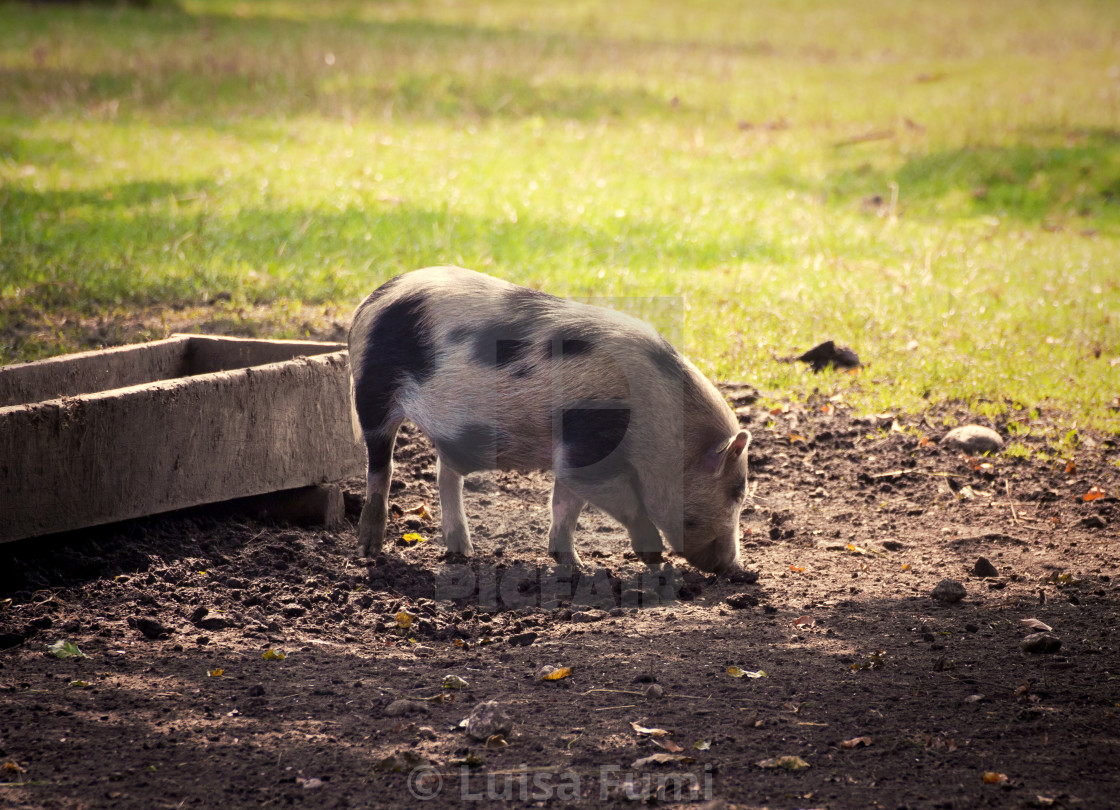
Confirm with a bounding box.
[549,550,583,569]
[442,528,473,556]
[637,551,664,565]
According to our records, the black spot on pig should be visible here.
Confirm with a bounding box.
[560,337,593,356]
[353,291,434,435]
[470,321,535,368]
[436,423,508,474]
[561,402,631,471]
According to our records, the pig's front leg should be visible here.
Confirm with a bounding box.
[566,474,664,565]
[436,456,473,555]
[547,479,585,568]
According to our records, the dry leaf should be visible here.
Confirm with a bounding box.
[632,753,692,768]
[262,648,286,660]
[983,771,1008,784]
[537,665,572,681]
[841,736,873,749]
[652,738,683,753]
[793,615,815,628]
[630,722,670,738]
[401,533,428,546]
[1082,486,1107,501]
[443,674,469,690]
[901,563,912,571]
[395,611,415,630]
[727,666,767,679]
[1020,618,1053,632]
[757,755,810,771]
[485,734,507,748]
[401,501,433,521]
[789,565,806,573]
[693,740,712,751]
[207,668,224,677]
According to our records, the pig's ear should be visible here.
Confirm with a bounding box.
[704,430,751,474]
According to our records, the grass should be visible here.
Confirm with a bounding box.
[2,0,1119,434]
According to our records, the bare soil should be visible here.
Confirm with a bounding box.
[2,392,1119,810]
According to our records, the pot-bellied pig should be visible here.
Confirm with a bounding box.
[348,266,750,573]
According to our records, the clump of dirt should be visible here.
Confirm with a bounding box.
[2,394,1119,809]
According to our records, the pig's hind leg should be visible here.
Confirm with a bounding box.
[436,456,473,556]
[357,426,401,557]
[547,479,585,568]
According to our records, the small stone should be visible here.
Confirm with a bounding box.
[134,617,173,640]
[1081,515,1107,530]
[931,579,966,603]
[644,684,665,699]
[971,557,999,578]
[417,726,437,741]
[385,699,429,718]
[282,603,307,618]
[725,593,759,609]
[465,700,512,741]
[1021,633,1061,654]
[197,616,231,631]
[941,425,1003,455]
[507,632,537,647]
[571,610,607,623]
[189,606,209,625]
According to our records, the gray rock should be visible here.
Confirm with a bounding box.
[465,700,513,741]
[1021,633,1061,654]
[941,425,1003,455]
[971,557,999,578]
[385,699,429,718]
[644,683,665,700]
[931,579,966,603]
[571,610,607,623]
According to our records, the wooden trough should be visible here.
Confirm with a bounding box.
[0,335,365,543]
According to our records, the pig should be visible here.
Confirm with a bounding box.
[347,266,751,573]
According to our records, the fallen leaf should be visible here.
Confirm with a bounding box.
[1020,618,1053,632]
[401,532,428,546]
[2,762,26,776]
[207,668,224,677]
[788,433,807,443]
[901,563,912,571]
[757,755,810,771]
[395,611,415,630]
[847,543,870,555]
[1082,486,1107,501]
[919,436,931,447]
[631,722,671,738]
[652,738,683,753]
[793,615,815,628]
[401,501,433,521]
[632,753,692,768]
[983,771,1009,784]
[1065,461,1077,474]
[443,674,470,690]
[693,740,712,751]
[789,565,806,573]
[727,666,767,679]
[47,640,87,659]
[537,665,572,681]
[262,648,286,660]
[485,734,507,748]
[68,680,91,688]
[841,736,873,749]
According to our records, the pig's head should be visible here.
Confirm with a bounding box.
[680,430,751,573]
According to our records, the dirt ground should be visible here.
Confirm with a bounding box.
[2,390,1119,810]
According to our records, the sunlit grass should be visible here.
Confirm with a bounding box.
[1,0,1119,432]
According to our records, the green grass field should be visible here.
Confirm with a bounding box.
[2,0,1119,436]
